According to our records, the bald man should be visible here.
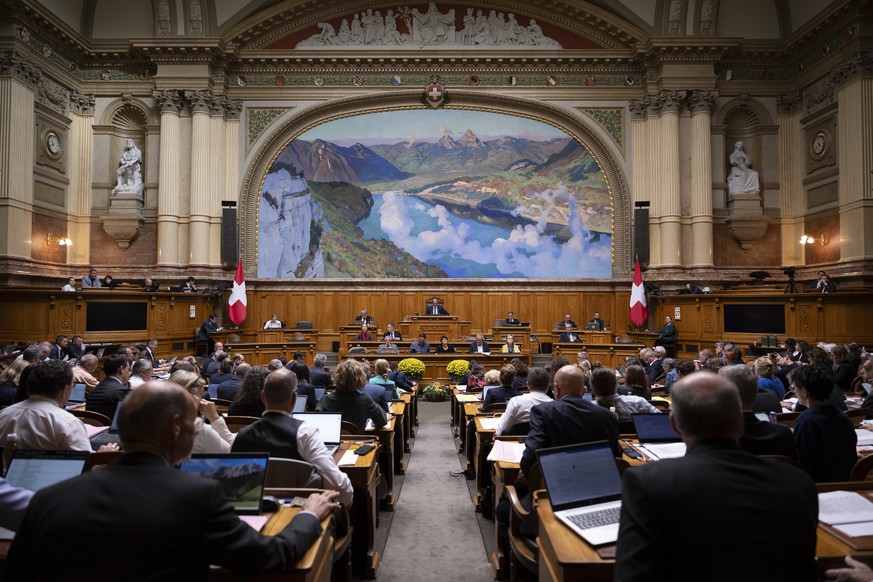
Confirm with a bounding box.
[615,373,817,582]
[519,365,620,476]
[7,381,339,579]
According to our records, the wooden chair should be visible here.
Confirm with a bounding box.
[83,451,123,472]
[850,455,873,481]
[71,409,111,427]
[212,398,232,414]
[340,420,360,436]
[651,400,670,412]
[846,407,868,427]
[265,458,323,489]
[505,463,543,581]
[774,411,801,429]
[224,415,260,433]
[849,376,865,395]
[503,421,530,436]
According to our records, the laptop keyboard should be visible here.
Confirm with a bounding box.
[568,506,621,530]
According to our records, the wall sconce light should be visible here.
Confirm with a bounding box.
[799,234,827,247]
[46,233,72,247]
[59,237,73,246]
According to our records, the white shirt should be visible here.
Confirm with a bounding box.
[192,416,235,454]
[0,395,92,467]
[128,375,146,389]
[613,395,660,421]
[495,391,552,436]
[263,320,283,329]
[61,284,75,292]
[287,413,354,507]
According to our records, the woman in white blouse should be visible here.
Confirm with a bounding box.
[169,369,235,453]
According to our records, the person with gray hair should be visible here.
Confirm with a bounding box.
[72,353,99,389]
[719,364,796,459]
[615,372,817,581]
[129,358,153,389]
[308,353,333,387]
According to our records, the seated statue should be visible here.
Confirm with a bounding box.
[727,140,760,196]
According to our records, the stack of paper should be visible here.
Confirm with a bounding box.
[819,490,873,537]
[486,440,525,463]
[456,394,480,402]
[636,442,687,460]
[855,429,873,447]
[478,417,501,430]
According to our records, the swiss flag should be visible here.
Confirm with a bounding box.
[228,259,247,325]
[629,257,648,328]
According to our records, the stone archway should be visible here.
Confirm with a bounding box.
[239,89,632,278]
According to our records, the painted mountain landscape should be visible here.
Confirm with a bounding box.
[258,109,612,279]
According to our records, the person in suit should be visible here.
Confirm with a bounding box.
[505,311,520,326]
[647,346,666,384]
[408,333,430,354]
[469,333,490,354]
[585,311,605,331]
[308,353,333,387]
[197,314,224,355]
[48,335,69,360]
[718,364,796,459]
[383,322,401,341]
[426,298,449,316]
[377,337,399,354]
[142,277,160,292]
[65,334,85,361]
[558,314,577,329]
[481,365,520,408]
[817,273,837,293]
[654,315,677,347]
[6,380,340,579]
[615,372,818,582]
[559,322,580,343]
[388,361,414,392]
[354,309,374,325]
[81,268,101,288]
[143,338,160,367]
[180,276,197,292]
[86,354,131,421]
[232,368,352,506]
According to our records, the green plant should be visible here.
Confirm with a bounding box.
[421,382,451,401]
[446,359,470,378]
[397,357,425,378]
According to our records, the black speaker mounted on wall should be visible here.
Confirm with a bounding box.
[221,201,238,267]
[634,201,650,269]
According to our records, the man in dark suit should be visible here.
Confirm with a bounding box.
[85,354,131,420]
[65,334,85,361]
[558,314,577,329]
[505,311,520,326]
[354,309,374,325]
[647,346,666,383]
[383,322,402,340]
[143,338,160,367]
[585,312,605,331]
[308,353,333,387]
[197,314,224,356]
[48,335,69,361]
[426,298,449,316]
[615,373,817,582]
[469,333,490,354]
[559,323,580,343]
[654,315,677,347]
[6,380,339,579]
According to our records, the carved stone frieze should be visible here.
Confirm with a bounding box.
[0,51,42,88]
[225,98,242,121]
[209,94,226,117]
[36,76,70,115]
[153,89,184,114]
[776,90,802,115]
[829,51,873,90]
[803,75,836,116]
[628,99,648,121]
[185,89,212,113]
[69,91,95,116]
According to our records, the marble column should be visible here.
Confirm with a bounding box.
[688,90,715,267]
[629,99,650,262]
[67,91,95,266]
[657,91,684,268]
[208,95,226,266]
[185,90,212,266]
[835,56,873,261]
[154,90,184,266]
[776,91,805,266]
[0,52,40,260]
[224,99,242,264]
[646,97,662,266]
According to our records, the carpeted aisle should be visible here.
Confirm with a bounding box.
[375,399,495,581]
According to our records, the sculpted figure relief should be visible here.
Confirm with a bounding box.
[112,139,143,195]
[727,141,760,196]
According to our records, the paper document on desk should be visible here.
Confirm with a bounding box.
[456,394,480,402]
[337,450,359,466]
[239,515,270,532]
[478,417,501,430]
[486,440,525,463]
[637,442,686,460]
[819,490,873,526]
[855,429,873,446]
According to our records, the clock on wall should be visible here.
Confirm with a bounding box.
[44,130,62,159]
[811,131,827,158]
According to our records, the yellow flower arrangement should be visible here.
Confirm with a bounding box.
[397,357,425,378]
[421,382,451,401]
[446,359,470,378]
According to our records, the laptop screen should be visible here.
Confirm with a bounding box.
[537,442,622,510]
[292,398,307,413]
[293,412,342,444]
[69,383,87,403]
[632,413,681,443]
[5,450,91,492]
[178,453,269,515]
[314,388,326,402]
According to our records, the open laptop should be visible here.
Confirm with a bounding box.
[537,441,623,546]
[292,412,342,454]
[5,450,91,491]
[292,398,307,413]
[89,405,123,450]
[178,453,269,515]
[65,383,87,409]
[313,387,326,403]
[631,413,682,443]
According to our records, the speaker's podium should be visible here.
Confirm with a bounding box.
[400,315,471,341]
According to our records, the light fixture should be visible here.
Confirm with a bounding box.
[47,233,72,246]
[59,238,73,246]
[799,234,827,247]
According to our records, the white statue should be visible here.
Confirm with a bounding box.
[727,141,760,195]
[112,139,143,194]
[412,2,454,47]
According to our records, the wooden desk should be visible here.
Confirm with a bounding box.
[366,418,398,511]
[336,441,380,579]
[399,315,472,342]
[220,337,318,366]
[551,342,644,368]
[341,353,530,385]
[389,402,406,475]
[473,416,497,511]
[459,401,485,454]
[399,393,415,451]
[491,459,522,578]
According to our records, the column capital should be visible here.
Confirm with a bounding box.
[830,51,873,91]
[209,94,226,116]
[0,51,41,89]
[153,89,184,113]
[225,98,242,121]
[776,90,803,115]
[69,91,95,116]
[629,99,649,120]
[185,89,213,113]
[688,90,716,114]
[657,90,686,114]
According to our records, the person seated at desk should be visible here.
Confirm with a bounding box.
[469,333,490,355]
[559,323,580,343]
[5,380,339,580]
[683,282,703,294]
[354,309,374,325]
[209,357,237,386]
[61,276,76,292]
[501,334,520,353]
[355,324,374,341]
[217,363,249,402]
[591,366,659,421]
[464,362,486,392]
[309,354,333,388]
[66,335,85,362]
[654,315,677,347]
[171,370,235,454]
[228,366,268,419]
[232,368,353,507]
[505,311,520,326]
[383,322,401,341]
[557,313,576,329]
[585,311,606,331]
[0,360,95,470]
[86,354,131,421]
[180,276,197,292]
[129,358,153,390]
[817,273,837,293]
[71,353,99,389]
[102,275,118,289]
[408,333,430,354]
[316,359,388,433]
[81,268,101,288]
[482,365,521,410]
[142,277,160,292]
[48,335,69,361]
[495,367,551,436]
[388,361,413,392]
[377,336,399,354]
[435,335,456,354]
[0,360,28,407]
[618,364,651,400]
[0,476,33,531]
[426,298,449,316]
[615,373,817,582]
[263,313,284,329]
[371,359,401,399]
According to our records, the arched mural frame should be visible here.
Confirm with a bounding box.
[239,90,632,279]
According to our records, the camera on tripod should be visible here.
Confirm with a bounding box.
[782,266,797,293]
[781,266,796,277]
